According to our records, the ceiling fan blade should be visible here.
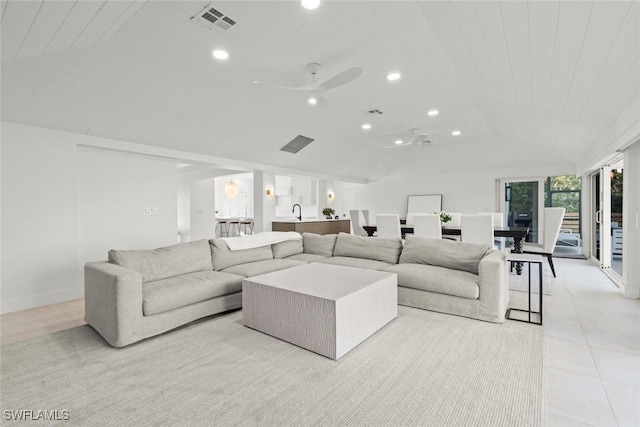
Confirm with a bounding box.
[254,80,314,91]
[316,67,362,92]
[383,141,415,149]
[316,94,330,107]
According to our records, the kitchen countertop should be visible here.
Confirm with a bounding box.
[272,218,348,223]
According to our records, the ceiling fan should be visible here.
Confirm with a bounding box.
[383,129,434,148]
[254,63,362,106]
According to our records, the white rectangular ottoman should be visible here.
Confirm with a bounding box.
[242,263,397,360]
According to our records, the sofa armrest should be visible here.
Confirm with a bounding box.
[84,261,144,347]
[477,250,509,322]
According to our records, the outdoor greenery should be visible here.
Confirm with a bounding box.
[508,182,538,214]
[611,169,623,213]
[544,175,581,213]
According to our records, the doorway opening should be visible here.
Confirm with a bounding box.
[545,175,583,258]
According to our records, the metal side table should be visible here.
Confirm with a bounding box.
[506,253,544,325]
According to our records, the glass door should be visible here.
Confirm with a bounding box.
[591,172,601,262]
[590,158,624,281]
[499,178,544,244]
[609,161,624,277]
[545,176,582,257]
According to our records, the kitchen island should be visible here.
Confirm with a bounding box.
[272,219,351,235]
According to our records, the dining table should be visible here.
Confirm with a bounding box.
[362,224,530,275]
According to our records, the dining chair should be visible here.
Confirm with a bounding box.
[349,209,368,237]
[361,210,370,226]
[480,212,505,249]
[412,214,442,239]
[460,214,494,246]
[376,214,401,239]
[522,207,565,277]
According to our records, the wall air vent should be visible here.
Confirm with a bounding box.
[192,4,237,33]
[366,109,384,115]
[280,135,315,154]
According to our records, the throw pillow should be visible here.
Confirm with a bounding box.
[109,239,213,283]
[302,233,338,257]
[333,232,403,264]
[399,236,491,274]
[272,239,304,259]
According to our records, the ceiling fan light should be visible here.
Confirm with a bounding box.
[386,72,401,81]
[395,139,403,145]
[361,123,371,130]
[428,109,439,116]
[212,49,229,60]
[451,130,461,136]
[301,0,320,10]
[307,96,318,105]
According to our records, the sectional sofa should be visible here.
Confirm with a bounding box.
[85,232,509,347]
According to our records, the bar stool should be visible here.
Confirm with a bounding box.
[239,219,254,236]
[228,219,240,237]
[216,220,229,237]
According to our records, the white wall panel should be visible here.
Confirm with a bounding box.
[1,122,79,313]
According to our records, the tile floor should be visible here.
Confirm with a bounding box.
[542,258,640,427]
[1,258,639,426]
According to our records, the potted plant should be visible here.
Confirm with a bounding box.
[322,207,335,219]
[435,211,452,226]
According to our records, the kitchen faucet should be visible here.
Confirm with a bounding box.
[292,204,302,221]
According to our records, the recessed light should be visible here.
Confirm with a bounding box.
[362,123,372,130]
[395,139,403,145]
[428,109,439,116]
[307,95,318,105]
[212,49,229,60]
[451,130,461,136]
[301,0,320,10]
[386,72,401,81]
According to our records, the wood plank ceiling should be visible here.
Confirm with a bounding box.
[1,0,638,181]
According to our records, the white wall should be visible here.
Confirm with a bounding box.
[177,178,191,241]
[1,122,180,313]
[347,164,575,223]
[622,140,640,298]
[253,171,277,233]
[190,177,216,240]
[77,147,178,273]
[2,123,79,312]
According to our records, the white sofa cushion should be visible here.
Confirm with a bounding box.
[142,270,243,316]
[333,232,403,264]
[109,239,213,283]
[302,233,338,256]
[314,256,392,271]
[272,239,304,259]
[209,239,273,271]
[400,236,491,275]
[385,264,479,299]
[221,259,306,277]
[285,253,328,263]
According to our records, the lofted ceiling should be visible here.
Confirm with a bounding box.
[1,0,638,182]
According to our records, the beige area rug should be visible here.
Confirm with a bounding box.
[1,307,543,426]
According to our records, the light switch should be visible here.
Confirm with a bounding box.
[143,207,158,216]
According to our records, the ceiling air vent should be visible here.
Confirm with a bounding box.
[366,109,384,115]
[280,135,315,154]
[192,4,237,33]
